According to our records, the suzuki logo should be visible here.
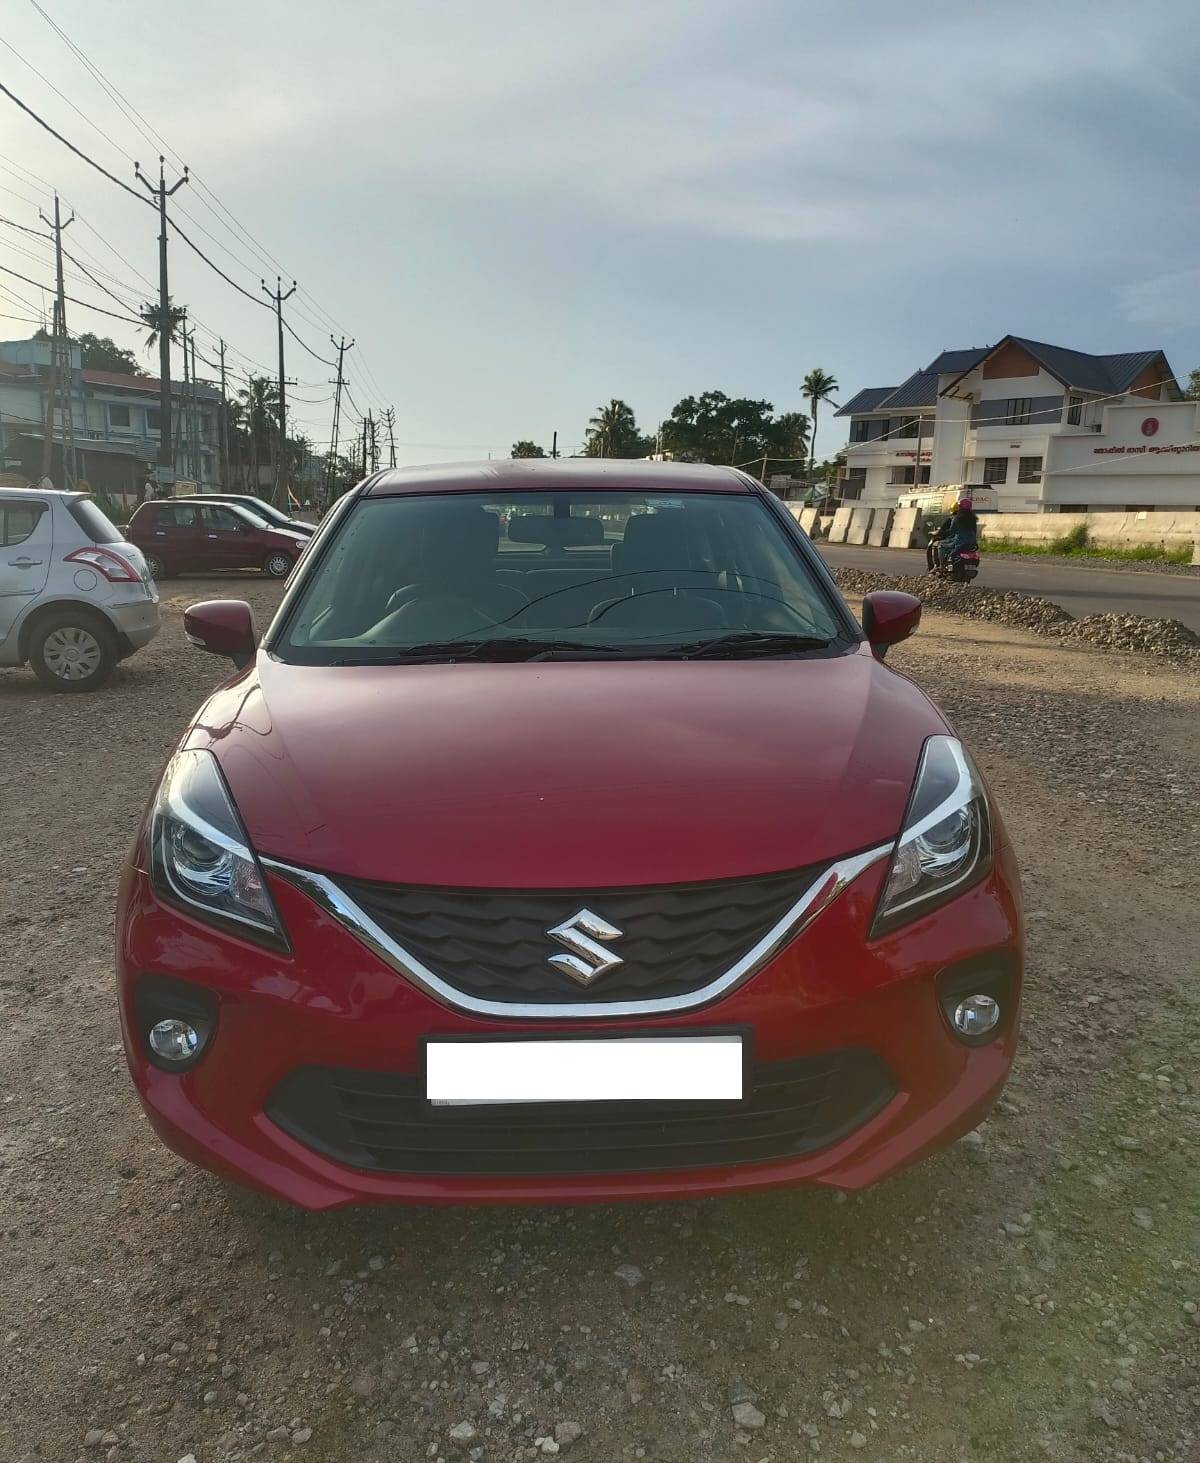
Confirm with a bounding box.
[545,908,625,986]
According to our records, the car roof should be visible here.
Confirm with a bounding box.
[0,484,81,502]
[362,459,756,496]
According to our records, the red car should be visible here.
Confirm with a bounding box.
[126,498,308,580]
[116,460,1022,1210]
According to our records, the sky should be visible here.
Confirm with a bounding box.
[2,0,1199,468]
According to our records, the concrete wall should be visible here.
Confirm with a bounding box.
[979,510,1200,548]
[846,506,874,544]
[867,509,893,547]
[827,505,854,543]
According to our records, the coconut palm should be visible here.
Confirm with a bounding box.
[585,399,645,458]
[140,298,186,354]
[801,368,839,488]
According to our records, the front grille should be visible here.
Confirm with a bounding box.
[266,1048,897,1176]
[332,866,819,1006]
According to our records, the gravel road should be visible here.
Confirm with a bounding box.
[1,578,1197,1463]
[819,543,1200,632]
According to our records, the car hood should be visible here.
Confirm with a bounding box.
[187,651,947,887]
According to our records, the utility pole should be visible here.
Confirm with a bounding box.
[178,313,192,482]
[360,415,368,477]
[551,430,558,459]
[325,334,353,504]
[383,406,397,468]
[189,331,202,484]
[261,275,297,507]
[38,193,75,487]
[217,339,230,488]
[366,411,379,473]
[136,155,188,495]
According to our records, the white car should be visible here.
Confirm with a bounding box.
[0,486,160,692]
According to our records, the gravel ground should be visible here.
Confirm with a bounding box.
[1,578,1197,1463]
[832,568,1200,665]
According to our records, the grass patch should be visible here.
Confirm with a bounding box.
[981,531,1192,566]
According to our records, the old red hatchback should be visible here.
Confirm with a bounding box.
[116,460,1022,1209]
[127,498,308,581]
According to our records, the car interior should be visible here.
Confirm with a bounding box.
[287,493,840,649]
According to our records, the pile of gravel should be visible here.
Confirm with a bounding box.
[1056,612,1200,659]
[832,567,1199,666]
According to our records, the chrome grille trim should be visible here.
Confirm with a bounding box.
[260,845,894,1020]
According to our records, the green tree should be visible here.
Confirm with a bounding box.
[801,368,839,486]
[660,390,808,468]
[33,328,145,375]
[1185,368,1200,400]
[139,297,186,354]
[511,440,546,458]
[584,399,651,458]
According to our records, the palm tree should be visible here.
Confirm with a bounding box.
[585,399,643,458]
[801,368,839,489]
[140,297,186,354]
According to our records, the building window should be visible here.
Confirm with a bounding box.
[1018,456,1043,484]
[850,419,869,443]
[1067,395,1083,426]
[108,403,131,428]
[981,457,1009,484]
[876,418,892,442]
[1004,398,1032,426]
[841,468,867,500]
[887,465,932,486]
[898,417,921,439]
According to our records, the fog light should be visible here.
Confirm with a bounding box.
[148,1018,200,1063]
[952,994,1000,1039]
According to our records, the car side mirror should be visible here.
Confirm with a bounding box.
[184,599,257,669]
[861,591,921,658]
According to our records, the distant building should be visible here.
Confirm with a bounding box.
[836,336,1194,512]
[0,336,221,502]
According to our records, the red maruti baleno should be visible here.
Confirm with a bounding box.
[116,460,1022,1209]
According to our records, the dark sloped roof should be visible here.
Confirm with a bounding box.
[877,369,938,410]
[942,336,1178,397]
[834,386,895,417]
[925,347,991,375]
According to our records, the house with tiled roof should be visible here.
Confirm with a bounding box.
[836,336,1193,512]
[0,336,221,500]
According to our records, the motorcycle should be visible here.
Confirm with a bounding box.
[935,546,980,584]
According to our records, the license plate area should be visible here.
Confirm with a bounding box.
[423,1030,750,1108]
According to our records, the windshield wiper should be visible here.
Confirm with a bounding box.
[333,638,630,665]
[659,631,833,660]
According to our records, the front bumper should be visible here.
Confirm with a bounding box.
[116,843,1022,1209]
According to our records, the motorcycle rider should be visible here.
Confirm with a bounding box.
[927,496,979,571]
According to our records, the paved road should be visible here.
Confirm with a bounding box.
[818,542,1200,631]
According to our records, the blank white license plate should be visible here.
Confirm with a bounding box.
[425,1036,744,1106]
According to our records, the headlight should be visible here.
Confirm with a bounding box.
[149,748,287,949]
[871,736,992,937]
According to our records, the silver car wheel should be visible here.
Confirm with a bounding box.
[265,552,292,577]
[41,625,103,681]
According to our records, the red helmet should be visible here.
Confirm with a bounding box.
[956,497,973,511]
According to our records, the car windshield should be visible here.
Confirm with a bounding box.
[227,506,271,530]
[277,490,853,663]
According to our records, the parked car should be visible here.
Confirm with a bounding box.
[0,485,159,691]
[187,493,315,538]
[127,499,308,580]
[117,459,1022,1209]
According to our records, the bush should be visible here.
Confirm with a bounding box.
[1049,521,1089,554]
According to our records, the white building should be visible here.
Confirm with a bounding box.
[836,336,1194,512]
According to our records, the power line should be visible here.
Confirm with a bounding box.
[0,79,152,207]
[0,261,142,323]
